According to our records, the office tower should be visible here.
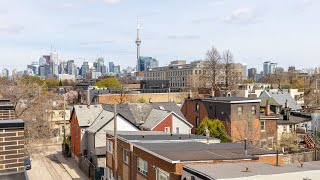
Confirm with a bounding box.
[67,60,76,75]
[42,55,51,64]
[263,61,271,76]
[101,65,107,75]
[59,61,67,74]
[242,63,247,79]
[81,62,90,77]
[114,65,120,74]
[109,62,115,73]
[288,66,296,72]
[248,68,257,81]
[138,56,159,71]
[269,63,277,74]
[2,69,9,78]
[39,57,46,66]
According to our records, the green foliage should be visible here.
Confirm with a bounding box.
[242,78,255,84]
[137,97,146,103]
[21,75,46,85]
[59,80,63,86]
[95,77,121,88]
[46,80,59,87]
[197,117,231,142]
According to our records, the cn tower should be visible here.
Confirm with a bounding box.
[135,18,141,71]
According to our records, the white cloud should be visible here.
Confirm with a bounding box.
[103,0,120,5]
[0,24,23,34]
[60,2,79,9]
[221,7,257,24]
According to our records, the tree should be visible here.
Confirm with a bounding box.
[222,50,235,94]
[95,77,121,89]
[197,117,231,142]
[0,77,59,153]
[203,46,221,96]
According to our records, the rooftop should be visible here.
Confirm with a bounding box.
[132,142,276,162]
[0,119,24,129]
[188,97,261,103]
[183,161,320,180]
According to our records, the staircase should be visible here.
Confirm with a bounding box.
[304,133,320,151]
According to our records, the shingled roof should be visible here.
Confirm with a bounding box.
[260,91,302,110]
[72,104,104,127]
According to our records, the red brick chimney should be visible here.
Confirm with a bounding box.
[265,99,270,116]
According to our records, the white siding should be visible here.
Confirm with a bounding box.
[172,114,192,134]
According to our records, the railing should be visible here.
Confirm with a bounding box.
[304,133,320,151]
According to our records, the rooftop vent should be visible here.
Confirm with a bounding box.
[159,106,165,110]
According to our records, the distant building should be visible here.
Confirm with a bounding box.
[108,62,114,73]
[242,63,247,79]
[39,57,46,66]
[114,65,120,74]
[2,69,9,78]
[275,67,284,74]
[263,61,277,75]
[81,62,89,77]
[288,66,296,72]
[67,60,76,75]
[58,74,76,82]
[248,68,257,80]
[137,56,159,72]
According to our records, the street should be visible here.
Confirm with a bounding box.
[26,145,79,180]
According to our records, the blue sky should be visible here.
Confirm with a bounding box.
[0,0,320,71]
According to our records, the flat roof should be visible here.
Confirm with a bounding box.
[133,141,276,162]
[106,131,220,143]
[183,161,320,179]
[0,119,24,129]
[188,97,261,103]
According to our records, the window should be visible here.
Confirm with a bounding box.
[156,168,169,180]
[106,167,113,180]
[176,127,180,134]
[164,127,170,133]
[237,106,243,115]
[260,120,266,131]
[107,140,113,154]
[195,103,199,111]
[251,105,256,115]
[137,157,148,176]
[123,149,129,164]
[283,125,287,132]
[75,126,78,138]
[196,116,199,127]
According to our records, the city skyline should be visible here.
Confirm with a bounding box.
[1,0,320,71]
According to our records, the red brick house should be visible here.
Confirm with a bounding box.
[181,97,261,144]
[105,131,281,180]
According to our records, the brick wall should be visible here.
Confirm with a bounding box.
[0,109,15,120]
[0,128,25,173]
[98,92,189,104]
[70,111,81,158]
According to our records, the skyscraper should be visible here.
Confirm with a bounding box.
[269,63,277,74]
[135,18,142,71]
[81,62,89,77]
[67,60,76,75]
[242,63,247,79]
[2,69,9,78]
[263,61,271,76]
[138,56,159,71]
[109,62,115,73]
[248,68,257,81]
[39,57,46,66]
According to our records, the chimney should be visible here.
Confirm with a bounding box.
[188,90,192,99]
[87,89,90,105]
[283,99,290,120]
[265,99,270,116]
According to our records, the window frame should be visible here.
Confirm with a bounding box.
[106,167,113,180]
[156,167,170,180]
[196,116,199,127]
[175,127,180,134]
[260,120,266,131]
[123,149,129,164]
[237,106,243,115]
[107,140,113,154]
[137,157,148,176]
[195,103,200,111]
[164,127,170,133]
[251,105,256,115]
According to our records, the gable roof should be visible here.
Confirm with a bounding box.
[102,102,190,130]
[140,109,171,130]
[260,97,280,107]
[86,110,114,133]
[260,91,302,110]
[73,104,104,127]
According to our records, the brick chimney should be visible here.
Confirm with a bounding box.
[265,99,270,116]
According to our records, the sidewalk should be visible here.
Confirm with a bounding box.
[55,154,88,180]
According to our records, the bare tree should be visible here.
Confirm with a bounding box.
[222,50,235,95]
[203,46,221,96]
[0,76,59,153]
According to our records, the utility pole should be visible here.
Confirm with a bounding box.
[315,127,318,161]
[63,96,66,154]
[114,103,118,180]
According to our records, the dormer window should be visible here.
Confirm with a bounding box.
[196,103,200,111]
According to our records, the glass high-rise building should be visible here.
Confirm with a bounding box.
[137,56,159,72]
[109,62,115,73]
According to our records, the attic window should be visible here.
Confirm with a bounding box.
[79,106,82,108]
[159,106,165,110]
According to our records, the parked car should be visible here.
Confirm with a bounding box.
[24,155,31,170]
